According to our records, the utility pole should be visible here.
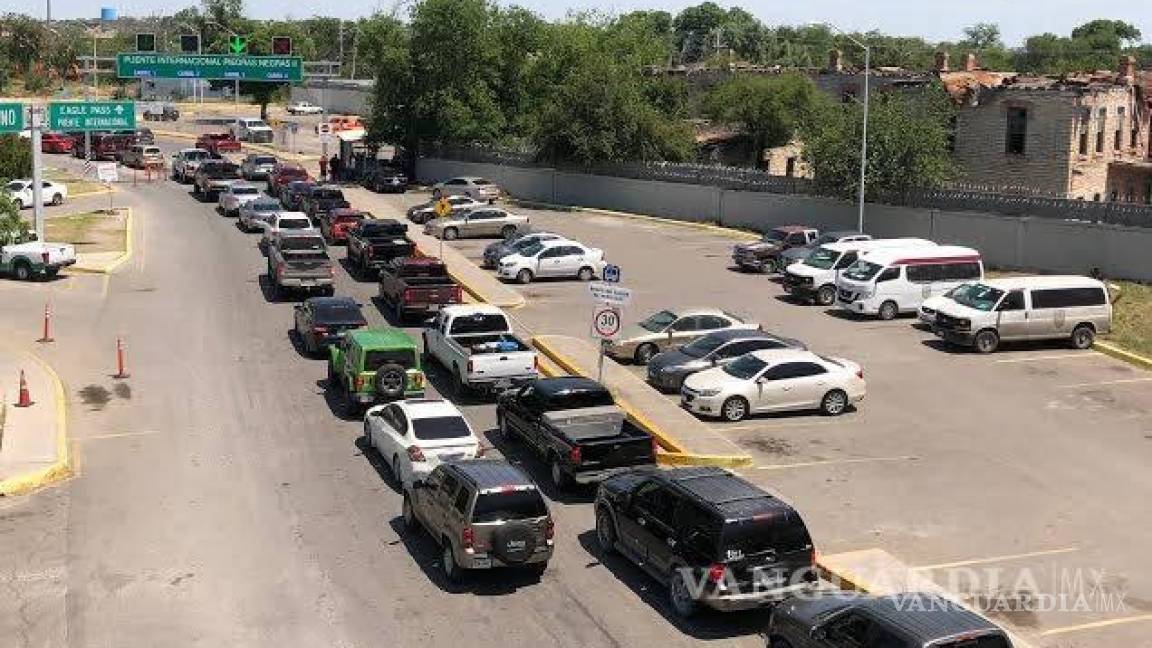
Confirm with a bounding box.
[350,29,358,80]
[338,22,345,78]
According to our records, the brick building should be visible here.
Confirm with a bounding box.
[942,56,1152,203]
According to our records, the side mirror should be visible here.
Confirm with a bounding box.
[412,479,426,490]
[710,357,719,366]
[755,376,767,385]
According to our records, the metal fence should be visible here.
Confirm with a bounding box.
[426,145,1152,228]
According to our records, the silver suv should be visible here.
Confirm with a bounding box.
[403,459,553,582]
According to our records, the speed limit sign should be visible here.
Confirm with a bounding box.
[592,305,622,340]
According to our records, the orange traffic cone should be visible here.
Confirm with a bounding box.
[16,370,33,408]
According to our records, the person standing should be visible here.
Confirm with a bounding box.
[330,155,342,184]
[318,156,328,182]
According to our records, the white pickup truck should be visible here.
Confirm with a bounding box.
[1,236,76,280]
[423,304,538,394]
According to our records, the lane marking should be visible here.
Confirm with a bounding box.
[1040,613,1152,637]
[1057,377,1152,389]
[78,430,162,442]
[995,353,1099,364]
[911,547,1080,571]
[752,456,918,471]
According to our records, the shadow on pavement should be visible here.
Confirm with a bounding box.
[480,425,596,506]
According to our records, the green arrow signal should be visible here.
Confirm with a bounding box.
[229,35,247,54]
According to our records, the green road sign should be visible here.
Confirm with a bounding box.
[47,101,136,131]
[229,35,248,55]
[0,102,26,133]
[116,53,303,82]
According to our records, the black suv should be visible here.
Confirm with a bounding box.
[767,591,1013,648]
[595,466,816,617]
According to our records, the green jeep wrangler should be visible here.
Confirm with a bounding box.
[328,328,426,411]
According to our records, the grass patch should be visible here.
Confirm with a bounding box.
[44,210,127,254]
[44,169,106,196]
[1105,281,1152,358]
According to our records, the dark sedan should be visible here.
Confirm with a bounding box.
[646,329,806,391]
[363,166,409,193]
[292,296,368,356]
[280,180,316,211]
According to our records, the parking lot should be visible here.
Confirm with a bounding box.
[2,137,1151,647]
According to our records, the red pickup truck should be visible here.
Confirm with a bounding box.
[319,208,369,244]
[377,257,463,323]
[196,132,242,154]
[267,164,310,198]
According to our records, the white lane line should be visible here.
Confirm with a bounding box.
[78,430,163,442]
[1040,614,1152,637]
[994,353,1098,363]
[911,547,1080,571]
[752,456,918,471]
[1057,377,1152,389]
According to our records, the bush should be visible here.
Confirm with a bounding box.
[0,135,33,181]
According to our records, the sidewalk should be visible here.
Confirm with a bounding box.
[0,350,69,496]
[342,186,526,309]
[532,334,752,467]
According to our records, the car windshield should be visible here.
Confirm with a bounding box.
[842,260,882,282]
[639,310,677,333]
[471,489,547,523]
[206,164,240,178]
[5,181,24,191]
[334,213,366,224]
[279,219,311,230]
[763,230,788,243]
[364,349,416,371]
[312,189,344,200]
[232,186,259,195]
[282,168,307,178]
[183,151,209,160]
[814,233,841,245]
[473,178,493,186]
[517,242,545,258]
[803,247,841,270]
[449,313,509,335]
[953,283,1005,311]
[278,236,325,251]
[254,156,276,165]
[360,222,406,237]
[411,416,472,441]
[723,355,768,380]
[314,301,363,322]
[681,334,728,359]
[251,201,279,212]
[719,516,811,561]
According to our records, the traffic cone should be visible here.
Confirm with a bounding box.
[37,303,54,343]
[113,337,130,379]
[16,370,33,408]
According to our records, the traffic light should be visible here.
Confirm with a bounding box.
[136,33,156,52]
[180,34,200,54]
[271,37,293,56]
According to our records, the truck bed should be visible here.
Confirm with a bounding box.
[453,333,530,355]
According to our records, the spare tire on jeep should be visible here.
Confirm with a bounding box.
[492,523,537,565]
[374,364,407,400]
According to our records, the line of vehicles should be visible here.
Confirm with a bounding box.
[159,151,1014,646]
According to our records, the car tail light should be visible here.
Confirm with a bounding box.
[412,372,424,388]
[403,288,414,302]
[353,375,366,391]
[651,437,660,456]
[275,262,285,277]
[327,265,335,278]
[42,251,50,264]
[568,446,582,464]
[461,526,474,550]
[312,326,328,334]
[533,355,540,371]
[707,563,727,584]
[453,286,463,302]
[364,246,373,257]
[545,517,554,540]
[466,359,474,374]
[407,445,426,462]
[856,368,864,379]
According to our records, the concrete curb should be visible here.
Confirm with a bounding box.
[69,208,134,275]
[531,335,754,469]
[0,351,71,497]
[1096,340,1152,371]
[506,198,760,240]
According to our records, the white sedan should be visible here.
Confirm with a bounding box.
[497,239,605,284]
[364,399,481,487]
[681,348,866,422]
[4,179,68,209]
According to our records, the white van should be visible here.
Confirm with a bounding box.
[932,275,1111,353]
[783,238,937,306]
[835,245,983,320]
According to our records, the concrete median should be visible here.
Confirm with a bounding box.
[0,350,70,496]
[532,334,753,468]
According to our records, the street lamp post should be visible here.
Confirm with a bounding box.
[822,24,870,233]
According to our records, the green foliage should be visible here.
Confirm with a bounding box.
[0,192,29,244]
[704,74,818,166]
[0,135,32,182]
[802,87,956,198]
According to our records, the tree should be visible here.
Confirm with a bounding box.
[704,73,817,167]
[0,192,29,244]
[672,2,727,63]
[0,134,32,182]
[962,23,1003,50]
[802,87,956,198]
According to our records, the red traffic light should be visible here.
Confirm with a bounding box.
[272,37,292,55]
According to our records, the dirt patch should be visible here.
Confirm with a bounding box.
[44,169,105,196]
[78,384,111,410]
[742,436,796,456]
[45,210,127,254]
[113,383,132,399]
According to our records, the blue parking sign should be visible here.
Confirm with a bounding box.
[603,264,621,283]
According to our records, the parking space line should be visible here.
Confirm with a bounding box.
[911,547,1080,571]
[752,455,918,471]
[994,353,1098,363]
[78,430,162,442]
[1057,377,1152,389]
[1039,613,1152,637]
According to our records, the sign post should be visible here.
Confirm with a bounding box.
[591,304,623,383]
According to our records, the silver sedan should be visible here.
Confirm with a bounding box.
[423,207,528,240]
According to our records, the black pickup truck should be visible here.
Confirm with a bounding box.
[496,376,657,490]
[377,256,463,322]
[345,219,416,279]
[301,185,351,223]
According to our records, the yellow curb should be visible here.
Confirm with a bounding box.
[507,198,759,240]
[0,350,71,497]
[68,208,133,275]
[1096,341,1152,371]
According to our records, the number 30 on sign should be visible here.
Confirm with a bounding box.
[592,305,622,340]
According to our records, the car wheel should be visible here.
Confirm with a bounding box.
[441,542,463,583]
[550,457,572,491]
[720,396,749,422]
[452,366,468,396]
[1070,324,1096,350]
[374,364,408,401]
[668,569,700,618]
[392,455,403,485]
[761,258,779,274]
[595,507,618,555]
[820,389,849,416]
[443,227,459,241]
[50,193,63,206]
[526,562,548,578]
[500,224,517,239]
[516,268,533,284]
[768,637,795,648]
[974,329,1000,354]
[402,493,418,529]
[816,284,837,306]
[633,343,658,366]
[12,260,33,281]
[577,266,594,281]
[878,300,899,321]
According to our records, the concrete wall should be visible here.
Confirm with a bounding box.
[417,158,1152,282]
[290,81,373,116]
